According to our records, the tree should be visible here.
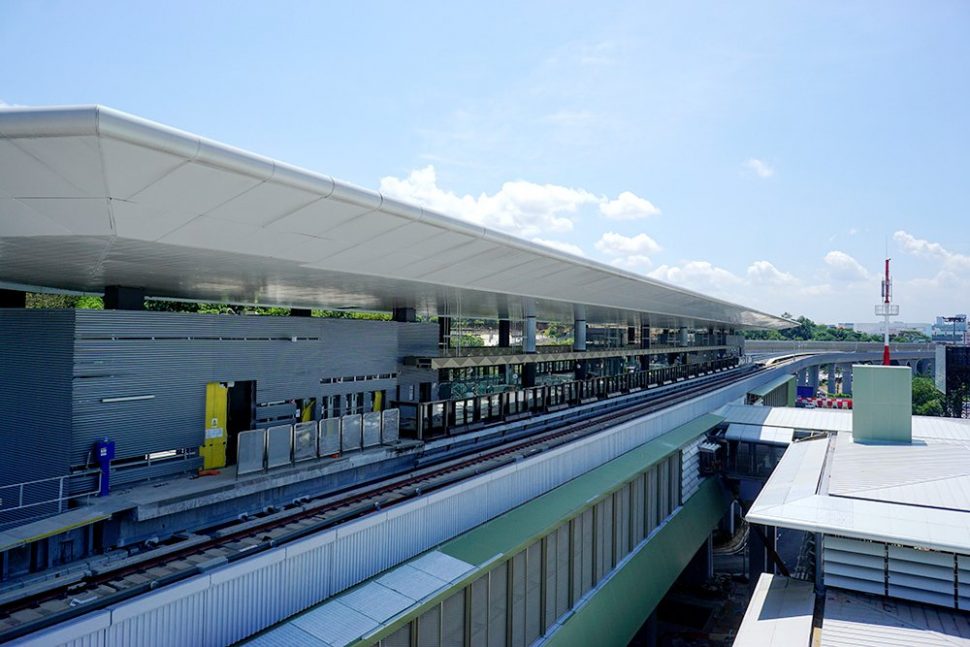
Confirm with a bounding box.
[912,376,946,417]
[891,330,931,343]
[450,333,484,348]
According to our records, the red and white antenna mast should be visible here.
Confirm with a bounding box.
[876,258,899,365]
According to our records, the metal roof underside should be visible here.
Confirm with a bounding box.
[0,105,792,329]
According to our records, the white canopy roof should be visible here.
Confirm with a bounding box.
[0,105,792,328]
[745,411,970,554]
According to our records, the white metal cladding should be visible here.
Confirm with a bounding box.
[681,437,703,502]
[362,412,381,448]
[203,551,287,645]
[381,409,399,444]
[319,418,341,456]
[0,106,792,331]
[106,574,210,647]
[960,556,970,609]
[283,531,336,615]
[293,422,318,462]
[341,414,362,452]
[16,369,768,647]
[823,536,886,596]
[888,545,957,609]
[266,425,293,469]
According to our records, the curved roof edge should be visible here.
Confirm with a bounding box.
[0,105,796,330]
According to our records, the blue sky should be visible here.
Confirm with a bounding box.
[2,1,968,323]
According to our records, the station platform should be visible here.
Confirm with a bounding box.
[0,439,424,554]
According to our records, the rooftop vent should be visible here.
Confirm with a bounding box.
[851,364,912,443]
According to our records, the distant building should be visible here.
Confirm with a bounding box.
[931,315,968,344]
[851,321,932,336]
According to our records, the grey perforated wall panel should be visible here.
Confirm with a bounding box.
[0,311,434,486]
[0,310,74,487]
[681,438,702,502]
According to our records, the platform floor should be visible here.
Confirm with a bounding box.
[0,440,423,552]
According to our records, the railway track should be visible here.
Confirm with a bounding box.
[0,361,783,642]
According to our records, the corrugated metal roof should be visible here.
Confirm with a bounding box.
[828,431,970,512]
[719,404,854,432]
[746,432,970,553]
[725,423,795,446]
[747,374,796,398]
[0,105,792,329]
[821,587,970,646]
[245,550,474,647]
[733,574,814,647]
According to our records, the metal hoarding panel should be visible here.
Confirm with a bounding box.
[382,408,400,444]
[267,425,293,469]
[284,531,337,614]
[204,550,287,645]
[319,418,341,456]
[237,429,266,475]
[106,573,210,647]
[341,414,362,452]
[362,412,381,448]
[293,422,318,462]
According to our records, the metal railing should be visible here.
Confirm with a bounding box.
[0,470,101,517]
[746,340,936,353]
[435,341,731,358]
[398,357,740,439]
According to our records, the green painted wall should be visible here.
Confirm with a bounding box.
[852,364,912,443]
[544,478,727,647]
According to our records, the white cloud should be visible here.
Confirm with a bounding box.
[594,231,662,256]
[598,191,661,220]
[531,238,585,257]
[746,260,798,286]
[894,230,970,271]
[743,158,775,178]
[609,255,653,272]
[594,232,662,275]
[380,165,662,239]
[380,165,596,238]
[649,261,742,290]
[823,250,870,281]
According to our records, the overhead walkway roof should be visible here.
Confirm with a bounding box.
[0,105,792,329]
